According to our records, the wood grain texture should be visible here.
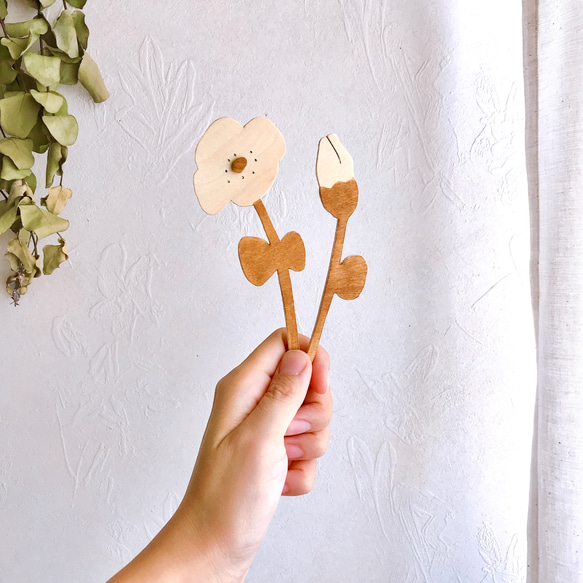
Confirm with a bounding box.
[240,199,304,351]
[308,134,367,360]
[308,202,367,360]
[193,117,286,214]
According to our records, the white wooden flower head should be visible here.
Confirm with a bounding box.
[193,117,367,358]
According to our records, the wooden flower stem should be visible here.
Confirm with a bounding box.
[253,199,300,350]
[307,216,348,360]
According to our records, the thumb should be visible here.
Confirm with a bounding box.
[248,350,312,438]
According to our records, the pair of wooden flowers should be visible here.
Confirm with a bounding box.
[193,117,367,359]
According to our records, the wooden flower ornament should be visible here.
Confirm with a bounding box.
[193,117,306,350]
[307,134,367,359]
[193,119,366,357]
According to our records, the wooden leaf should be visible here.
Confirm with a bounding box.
[238,231,305,287]
[334,255,367,300]
[238,236,273,286]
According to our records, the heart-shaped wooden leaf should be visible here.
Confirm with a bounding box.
[238,231,306,287]
[334,255,367,301]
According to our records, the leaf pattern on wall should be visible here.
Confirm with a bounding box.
[478,524,525,583]
[117,36,214,182]
[337,0,463,213]
[90,242,162,344]
[348,437,455,581]
[471,70,519,174]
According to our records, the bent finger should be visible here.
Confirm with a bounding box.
[285,426,331,460]
[283,459,318,496]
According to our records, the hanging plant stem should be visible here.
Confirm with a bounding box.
[0,0,109,305]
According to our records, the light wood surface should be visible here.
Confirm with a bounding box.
[193,117,286,214]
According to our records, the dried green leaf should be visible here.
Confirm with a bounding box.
[28,119,51,153]
[42,114,78,146]
[1,157,32,180]
[4,17,49,38]
[30,89,65,114]
[0,0,7,19]
[0,46,18,85]
[0,93,41,138]
[43,185,72,214]
[43,236,68,274]
[0,62,18,85]
[19,203,69,239]
[78,52,109,103]
[9,179,33,202]
[59,61,80,85]
[0,138,34,169]
[54,10,79,59]
[40,0,57,7]
[66,0,87,8]
[46,46,82,64]
[45,141,62,187]
[0,35,37,60]
[0,198,19,235]
[6,233,37,273]
[72,11,89,50]
[24,171,37,193]
[55,97,69,116]
[23,53,61,87]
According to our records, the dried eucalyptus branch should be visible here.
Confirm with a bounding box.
[0,0,108,305]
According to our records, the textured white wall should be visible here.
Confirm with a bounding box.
[0,1,536,581]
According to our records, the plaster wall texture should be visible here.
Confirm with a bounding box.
[0,1,536,581]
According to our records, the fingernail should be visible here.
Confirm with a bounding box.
[286,419,311,435]
[282,483,290,494]
[279,350,309,376]
[285,443,304,459]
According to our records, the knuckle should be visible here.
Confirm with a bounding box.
[298,470,316,495]
[266,376,298,402]
[312,431,329,458]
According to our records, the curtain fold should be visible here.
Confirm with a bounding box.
[527,1,583,580]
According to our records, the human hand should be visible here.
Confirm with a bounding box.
[108,329,331,583]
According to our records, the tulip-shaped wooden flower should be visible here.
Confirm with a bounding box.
[307,134,367,360]
[193,117,305,349]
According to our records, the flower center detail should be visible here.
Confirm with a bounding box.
[231,157,247,173]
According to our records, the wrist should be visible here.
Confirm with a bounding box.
[172,503,249,583]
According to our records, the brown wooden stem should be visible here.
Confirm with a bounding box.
[307,217,347,360]
[253,199,300,350]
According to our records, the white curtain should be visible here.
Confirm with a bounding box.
[525,0,583,581]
